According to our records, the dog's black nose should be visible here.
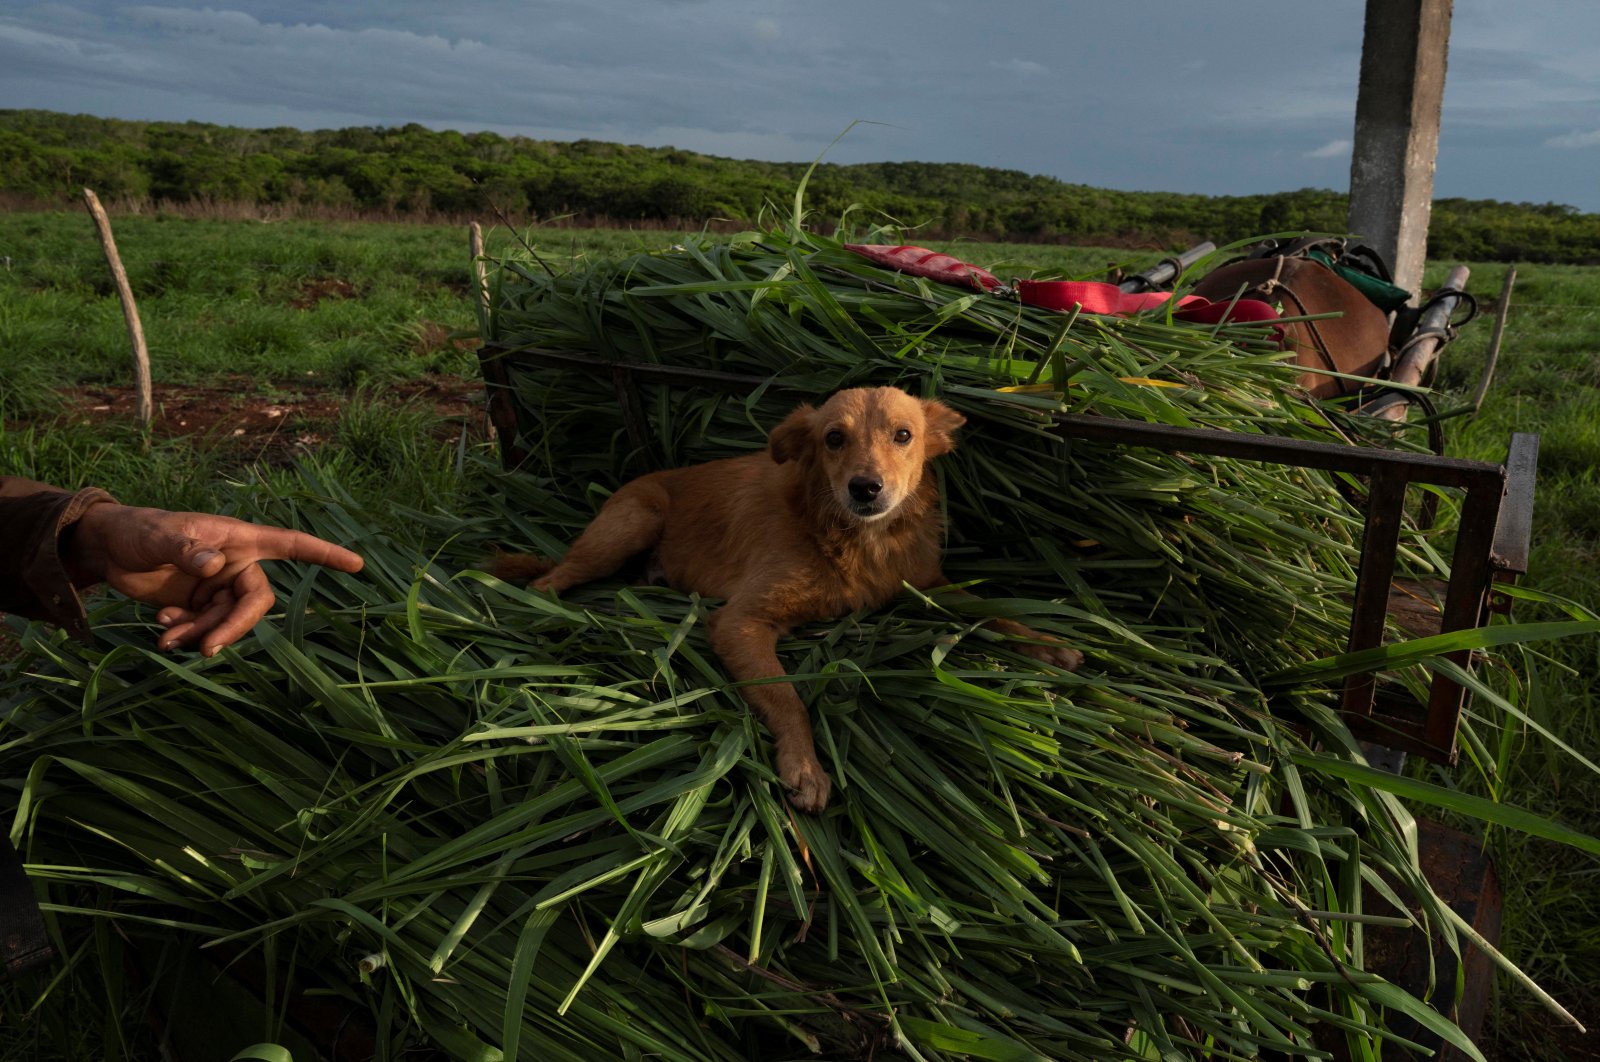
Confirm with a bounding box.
[848,476,883,502]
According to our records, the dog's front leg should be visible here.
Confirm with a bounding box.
[708,606,832,813]
[916,571,1084,671]
[973,613,1084,670]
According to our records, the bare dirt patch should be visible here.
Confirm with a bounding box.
[1,377,490,662]
[49,376,488,459]
[288,276,359,309]
[412,320,480,357]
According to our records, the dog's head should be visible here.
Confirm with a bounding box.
[768,386,965,523]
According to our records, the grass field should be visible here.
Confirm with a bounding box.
[2,209,1598,1059]
[0,212,1187,400]
[0,212,1184,515]
[1428,258,1600,1058]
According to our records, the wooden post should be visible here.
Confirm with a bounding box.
[1470,266,1515,413]
[469,221,490,322]
[469,222,499,444]
[1347,0,1454,301]
[82,188,153,429]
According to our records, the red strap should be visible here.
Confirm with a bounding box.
[845,244,1282,335]
[1014,279,1205,314]
[1171,299,1282,327]
[1019,279,1282,332]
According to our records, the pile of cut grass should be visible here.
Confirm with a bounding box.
[483,225,1425,683]
[3,223,1595,1060]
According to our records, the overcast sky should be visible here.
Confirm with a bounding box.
[3,1,1598,213]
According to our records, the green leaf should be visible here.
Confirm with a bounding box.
[228,1046,296,1062]
[897,1015,1052,1061]
[1294,753,1600,856]
[1266,620,1600,685]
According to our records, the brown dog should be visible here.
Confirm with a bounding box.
[492,386,1082,812]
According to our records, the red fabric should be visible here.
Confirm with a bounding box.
[1014,279,1205,314]
[846,243,1282,335]
[1170,299,1282,327]
[844,244,1000,292]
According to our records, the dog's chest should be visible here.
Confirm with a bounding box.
[806,535,925,615]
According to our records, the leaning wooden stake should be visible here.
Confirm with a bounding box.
[1470,266,1516,414]
[469,221,499,444]
[82,188,152,429]
[469,221,490,321]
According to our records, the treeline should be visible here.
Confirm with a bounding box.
[3,109,1597,264]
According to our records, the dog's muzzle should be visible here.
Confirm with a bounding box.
[844,475,891,518]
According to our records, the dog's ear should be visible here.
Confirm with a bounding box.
[920,399,966,457]
[768,404,815,464]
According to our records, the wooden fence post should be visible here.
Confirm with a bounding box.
[469,221,490,321]
[469,221,499,444]
[81,188,153,430]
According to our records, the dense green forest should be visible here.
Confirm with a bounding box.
[3,109,1596,263]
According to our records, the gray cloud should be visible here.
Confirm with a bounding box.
[1546,129,1600,150]
[1,0,1596,210]
[1305,139,1352,160]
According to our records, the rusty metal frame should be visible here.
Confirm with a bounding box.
[477,342,1539,762]
[1053,413,1538,761]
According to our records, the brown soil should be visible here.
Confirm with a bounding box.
[0,376,489,657]
[47,376,487,459]
[411,319,479,356]
[288,276,359,309]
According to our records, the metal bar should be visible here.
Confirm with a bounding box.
[1052,412,1505,489]
[1423,474,1506,754]
[1393,265,1471,388]
[1369,264,1471,422]
[483,343,795,393]
[1348,703,1433,760]
[1342,470,1410,718]
[485,349,1513,496]
[1118,242,1216,294]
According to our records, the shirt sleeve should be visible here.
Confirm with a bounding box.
[0,477,117,641]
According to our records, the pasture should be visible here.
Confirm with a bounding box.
[1,209,1597,1059]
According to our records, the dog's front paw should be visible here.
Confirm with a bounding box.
[1020,637,1084,672]
[780,755,833,814]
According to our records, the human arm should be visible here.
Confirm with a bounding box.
[0,477,116,641]
[1,477,364,654]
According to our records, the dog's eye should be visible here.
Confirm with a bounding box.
[824,429,845,450]
[893,428,913,445]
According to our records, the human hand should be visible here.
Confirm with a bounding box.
[64,503,364,655]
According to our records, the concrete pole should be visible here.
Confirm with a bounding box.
[1347,0,1454,301]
